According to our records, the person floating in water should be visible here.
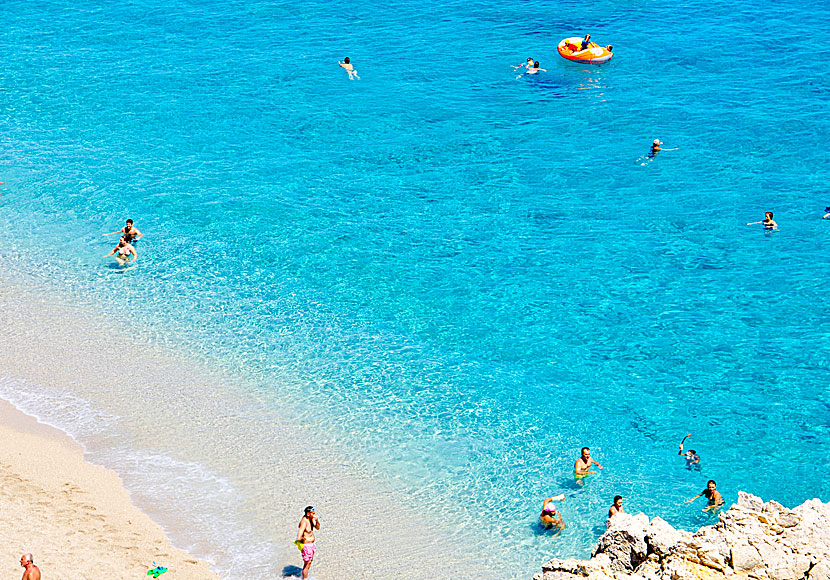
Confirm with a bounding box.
[104,218,143,245]
[747,211,777,230]
[650,139,678,157]
[338,57,360,80]
[686,479,724,512]
[513,57,534,71]
[574,446,603,481]
[105,237,137,262]
[525,61,547,74]
[822,206,829,219]
[539,494,566,530]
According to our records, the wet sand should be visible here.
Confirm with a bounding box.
[0,398,220,580]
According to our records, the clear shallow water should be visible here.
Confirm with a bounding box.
[1,0,830,577]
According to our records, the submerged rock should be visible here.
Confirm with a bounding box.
[533,493,830,580]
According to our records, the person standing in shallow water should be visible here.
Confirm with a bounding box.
[686,480,724,512]
[104,218,143,245]
[338,57,360,80]
[574,447,603,482]
[296,506,320,580]
[20,554,41,580]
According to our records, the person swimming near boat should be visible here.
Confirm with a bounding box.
[747,211,777,230]
[539,495,566,530]
[649,139,678,157]
[105,237,137,262]
[525,61,547,74]
[338,57,360,80]
[104,218,143,245]
[513,57,534,71]
[574,447,603,480]
[686,479,724,512]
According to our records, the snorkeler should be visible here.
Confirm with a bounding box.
[677,434,700,469]
[539,495,566,530]
[338,57,360,80]
[747,211,777,230]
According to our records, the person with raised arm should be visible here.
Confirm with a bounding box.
[539,494,566,530]
[747,211,777,230]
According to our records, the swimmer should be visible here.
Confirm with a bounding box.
[606,495,624,527]
[823,206,830,219]
[526,61,547,74]
[606,45,613,52]
[686,479,724,512]
[574,447,603,479]
[104,218,143,245]
[650,139,678,157]
[513,57,534,70]
[105,237,137,262]
[684,449,701,470]
[747,211,777,230]
[338,57,360,80]
[539,494,566,530]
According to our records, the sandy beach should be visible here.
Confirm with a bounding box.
[0,397,220,580]
[0,270,488,579]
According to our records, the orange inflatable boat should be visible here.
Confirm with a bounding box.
[558,37,613,64]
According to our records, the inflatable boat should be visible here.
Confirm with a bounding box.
[558,37,613,64]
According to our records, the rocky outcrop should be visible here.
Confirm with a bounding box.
[534,493,830,580]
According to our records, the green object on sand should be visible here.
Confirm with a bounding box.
[147,561,168,578]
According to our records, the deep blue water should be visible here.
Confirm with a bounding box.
[1,0,829,577]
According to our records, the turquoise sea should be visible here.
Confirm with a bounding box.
[1,0,829,578]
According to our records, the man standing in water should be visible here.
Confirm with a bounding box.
[686,480,724,512]
[296,506,320,580]
[574,447,604,479]
[104,218,144,245]
[19,554,41,580]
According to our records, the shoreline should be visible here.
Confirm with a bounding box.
[0,266,494,579]
[0,397,220,580]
